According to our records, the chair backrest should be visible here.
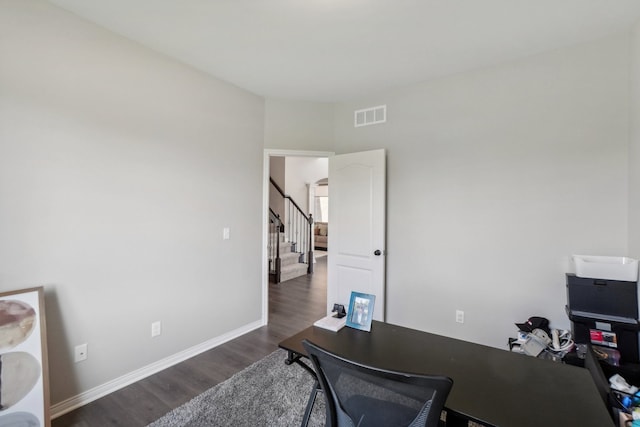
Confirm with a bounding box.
[584,344,612,418]
[302,339,453,427]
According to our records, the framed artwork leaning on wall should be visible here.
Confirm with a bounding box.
[0,286,50,427]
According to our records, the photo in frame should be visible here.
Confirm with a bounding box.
[345,291,376,332]
[0,286,50,427]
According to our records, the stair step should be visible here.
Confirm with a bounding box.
[271,240,297,255]
[280,252,302,267]
[280,263,309,282]
[280,242,294,254]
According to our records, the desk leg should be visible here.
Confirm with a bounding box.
[300,380,321,427]
[285,351,318,380]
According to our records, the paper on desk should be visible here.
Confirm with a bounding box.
[314,315,346,332]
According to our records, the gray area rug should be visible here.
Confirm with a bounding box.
[148,349,325,427]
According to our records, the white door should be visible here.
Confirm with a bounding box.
[327,149,386,321]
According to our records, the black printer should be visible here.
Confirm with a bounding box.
[566,273,640,364]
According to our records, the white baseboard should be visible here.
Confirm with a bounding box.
[50,319,264,419]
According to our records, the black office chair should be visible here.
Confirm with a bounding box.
[302,339,453,427]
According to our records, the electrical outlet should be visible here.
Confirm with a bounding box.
[456,310,464,324]
[151,321,162,337]
[75,343,88,362]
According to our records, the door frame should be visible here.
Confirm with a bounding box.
[262,149,335,325]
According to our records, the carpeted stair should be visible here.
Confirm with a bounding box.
[272,233,309,283]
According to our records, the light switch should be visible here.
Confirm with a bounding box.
[223,227,230,240]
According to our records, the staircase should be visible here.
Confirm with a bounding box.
[269,177,314,284]
[271,231,309,282]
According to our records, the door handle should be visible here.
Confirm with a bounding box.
[374,250,382,256]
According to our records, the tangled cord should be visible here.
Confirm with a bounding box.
[547,329,574,353]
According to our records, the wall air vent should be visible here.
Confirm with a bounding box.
[354,105,386,127]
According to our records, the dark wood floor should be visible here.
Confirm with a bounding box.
[52,257,327,427]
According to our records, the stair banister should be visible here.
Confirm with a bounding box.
[269,177,314,282]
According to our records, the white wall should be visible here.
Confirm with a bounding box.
[630,21,640,259]
[269,156,286,220]
[284,157,329,215]
[264,98,335,151]
[0,0,264,406]
[334,34,630,349]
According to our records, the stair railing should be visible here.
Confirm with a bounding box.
[269,178,314,283]
[268,209,283,283]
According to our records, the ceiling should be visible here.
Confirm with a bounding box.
[48,0,640,103]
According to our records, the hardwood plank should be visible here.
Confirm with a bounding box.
[52,258,327,427]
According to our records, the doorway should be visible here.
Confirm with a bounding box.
[262,149,334,324]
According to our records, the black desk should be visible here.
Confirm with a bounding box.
[279,320,614,427]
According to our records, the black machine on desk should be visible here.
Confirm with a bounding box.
[566,273,640,364]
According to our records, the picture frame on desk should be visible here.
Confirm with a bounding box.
[346,291,375,332]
